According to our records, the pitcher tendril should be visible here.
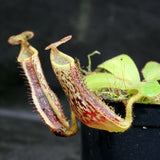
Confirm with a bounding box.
[87,50,101,72]
[8,31,160,137]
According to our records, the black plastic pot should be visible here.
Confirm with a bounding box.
[81,102,160,160]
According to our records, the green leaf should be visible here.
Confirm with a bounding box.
[142,61,160,81]
[97,54,140,84]
[129,81,160,97]
[85,72,132,90]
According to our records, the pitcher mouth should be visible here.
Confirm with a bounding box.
[8,31,38,62]
[17,44,38,62]
[45,35,74,68]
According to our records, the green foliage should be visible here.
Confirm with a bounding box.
[84,53,160,104]
[142,61,160,81]
[98,54,140,84]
